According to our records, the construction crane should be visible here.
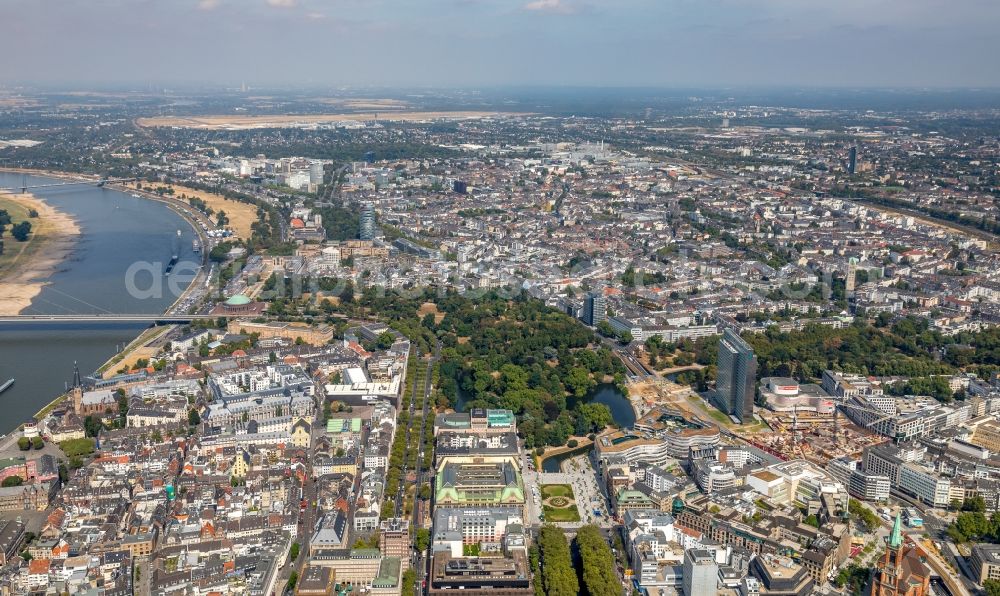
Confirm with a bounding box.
[833,400,901,446]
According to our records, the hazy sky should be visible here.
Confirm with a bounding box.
[3,0,999,88]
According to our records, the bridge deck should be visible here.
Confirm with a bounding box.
[0,314,231,323]
[0,177,137,193]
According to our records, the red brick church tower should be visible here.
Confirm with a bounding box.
[872,512,930,596]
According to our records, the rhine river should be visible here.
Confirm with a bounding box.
[0,172,198,433]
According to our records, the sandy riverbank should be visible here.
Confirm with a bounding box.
[0,168,212,316]
[0,190,81,315]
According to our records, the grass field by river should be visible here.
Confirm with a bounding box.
[0,192,80,315]
[0,194,39,275]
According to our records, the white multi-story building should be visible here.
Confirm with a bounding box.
[431,507,524,556]
[596,427,721,467]
[828,457,891,502]
[850,471,891,502]
[642,466,675,492]
[211,365,311,398]
[202,386,315,427]
[899,462,951,507]
[694,460,738,494]
[842,393,969,442]
[747,460,848,511]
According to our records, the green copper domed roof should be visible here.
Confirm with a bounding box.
[671,496,685,514]
[225,294,252,306]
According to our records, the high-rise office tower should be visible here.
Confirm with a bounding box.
[846,257,858,294]
[683,549,719,596]
[359,203,376,240]
[582,291,607,327]
[716,329,757,423]
[848,146,857,175]
[309,162,325,185]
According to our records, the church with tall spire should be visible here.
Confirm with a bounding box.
[871,512,930,596]
[71,361,84,414]
[70,362,118,417]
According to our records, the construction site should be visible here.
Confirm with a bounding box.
[627,374,898,465]
[749,401,895,464]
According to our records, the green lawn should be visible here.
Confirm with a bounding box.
[680,393,770,433]
[463,544,481,556]
[541,484,581,522]
[59,437,96,457]
[543,503,581,522]
[0,195,37,275]
[541,484,574,499]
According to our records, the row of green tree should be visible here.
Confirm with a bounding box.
[743,319,958,381]
[0,208,32,241]
[536,525,620,596]
[575,525,620,596]
[947,509,1000,544]
[313,202,360,241]
[16,436,45,451]
[175,179,285,251]
[847,499,880,533]
[233,139,460,163]
[886,376,955,401]
[537,525,578,596]
[984,579,1000,596]
[844,188,1000,236]
[642,315,1000,402]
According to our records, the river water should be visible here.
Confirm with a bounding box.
[0,172,197,432]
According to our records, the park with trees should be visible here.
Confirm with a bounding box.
[318,288,625,448]
[947,496,1000,544]
[647,315,1000,403]
[432,294,625,448]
